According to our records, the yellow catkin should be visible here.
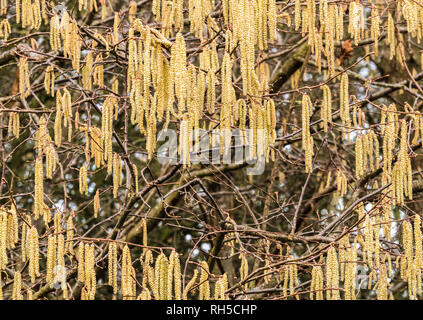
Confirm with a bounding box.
[66,213,74,255]
[199,261,210,300]
[57,234,65,285]
[393,120,413,204]
[340,73,350,138]
[387,13,396,60]
[16,0,20,23]
[90,127,104,168]
[21,218,28,262]
[45,145,56,179]
[295,0,301,30]
[112,12,120,44]
[344,246,357,300]
[12,271,23,300]
[371,8,380,55]
[18,57,30,98]
[289,261,299,298]
[321,85,332,132]
[82,52,93,90]
[310,265,324,300]
[94,190,100,218]
[93,53,104,88]
[335,170,347,198]
[102,96,114,167]
[77,242,85,283]
[79,164,88,195]
[158,253,169,299]
[403,221,414,283]
[151,254,161,299]
[0,19,11,41]
[61,88,72,135]
[26,289,33,300]
[108,242,118,295]
[50,14,61,52]
[6,204,18,250]
[326,247,340,300]
[84,243,96,300]
[377,264,388,300]
[44,65,55,97]
[46,235,56,287]
[382,104,397,178]
[122,245,134,300]
[34,157,44,220]
[350,1,364,44]
[171,32,187,116]
[27,226,40,283]
[31,0,41,29]
[0,0,7,15]
[53,212,62,240]
[0,211,7,270]
[54,92,63,148]
[214,273,229,300]
[363,213,375,268]
[268,0,277,43]
[302,94,314,173]
[240,252,249,290]
[144,250,155,295]
[74,110,79,130]
[137,288,152,300]
[355,135,364,179]
[414,215,423,270]
[112,153,122,198]
[8,112,20,138]
[140,218,148,250]
[183,269,198,300]
[173,251,181,299]
[129,1,137,24]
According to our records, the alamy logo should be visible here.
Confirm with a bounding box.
[53,265,67,290]
[355,265,370,290]
[156,124,271,175]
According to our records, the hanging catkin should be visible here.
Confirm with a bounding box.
[183,269,198,300]
[310,265,324,300]
[340,73,350,138]
[387,13,396,60]
[27,226,40,283]
[46,235,56,287]
[44,65,55,96]
[122,245,134,300]
[6,204,18,250]
[170,32,187,116]
[8,112,20,139]
[414,215,423,270]
[77,242,85,283]
[198,261,210,300]
[34,157,44,220]
[321,85,332,132]
[94,190,100,218]
[326,247,340,300]
[112,153,122,198]
[18,57,30,98]
[65,213,74,255]
[79,164,88,195]
[108,242,118,295]
[0,211,7,270]
[12,271,23,300]
[84,243,96,300]
[302,94,314,173]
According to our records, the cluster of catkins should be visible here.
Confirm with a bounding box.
[2,0,423,301]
